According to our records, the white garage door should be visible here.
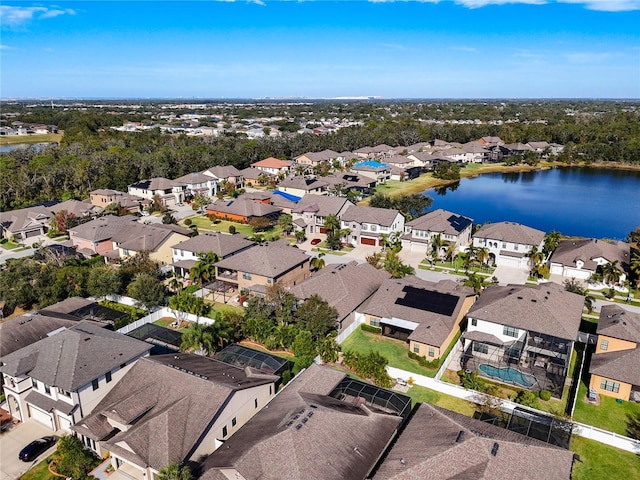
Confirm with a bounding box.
[57,415,72,432]
[497,255,523,268]
[28,405,54,430]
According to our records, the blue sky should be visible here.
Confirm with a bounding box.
[1,1,639,98]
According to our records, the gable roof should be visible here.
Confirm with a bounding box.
[129,177,185,191]
[292,194,353,217]
[214,241,309,278]
[372,403,573,480]
[69,215,140,242]
[200,364,403,480]
[73,354,277,471]
[473,221,545,246]
[589,346,640,387]
[0,321,151,391]
[172,232,254,258]
[289,262,390,321]
[174,171,213,184]
[550,238,630,272]
[406,209,473,235]
[204,165,243,179]
[467,283,583,340]
[278,176,328,191]
[206,197,281,218]
[597,304,640,343]
[240,167,275,180]
[341,205,402,227]
[53,199,103,217]
[251,157,292,169]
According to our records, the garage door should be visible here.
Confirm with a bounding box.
[28,405,53,429]
[57,415,72,432]
[319,227,327,234]
[24,229,41,238]
[497,255,522,268]
[360,237,377,246]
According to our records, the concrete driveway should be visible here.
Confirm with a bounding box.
[0,421,60,480]
[493,265,529,286]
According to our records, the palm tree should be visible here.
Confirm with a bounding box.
[476,246,490,272]
[431,234,443,259]
[169,277,183,293]
[630,251,640,286]
[526,246,545,277]
[601,260,622,285]
[209,315,234,352]
[463,273,490,294]
[156,463,193,480]
[294,230,306,243]
[189,251,218,292]
[310,252,326,271]
[180,323,215,355]
[444,244,456,266]
[543,231,561,256]
[323,214,340,235]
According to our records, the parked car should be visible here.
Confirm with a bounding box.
[141,211,150,217]
[18,436,57,462]
[310,238,321,245]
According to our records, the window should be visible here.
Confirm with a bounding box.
[232,417,237,427]
[58,388,71,398]
[600,340,609,351]
[413,344,420,353]
[105,371,112,383]
[362,224,368,231]
[269,385,272,395]
[370,224,377,232]
[600,379,620,393]
[473,342,489,354]
[44,384,51,395]
[471,318,477,327]
[243,272,252,280]
[503,326,519,338]
[502,242,507,248]
[222,425,228,438]
[267,278,272,284]
[514,244,519,251]
[254,399,258,409]
[428,348,435,358]
[370,318,380,327]
[92,379,99,391]
[32,378,38,389]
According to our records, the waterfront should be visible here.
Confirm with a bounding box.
[426,167,640,240]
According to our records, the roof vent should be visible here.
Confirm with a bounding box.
[295,424,303,430]
[455,430,465,443]
[491,442,499,456]
[400,458,406,466]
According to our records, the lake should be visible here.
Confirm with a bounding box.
[0,142,55,153]
[425,167,640,240]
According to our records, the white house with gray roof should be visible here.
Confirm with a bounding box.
[291,194,354,235]
[549,238,630,284]
[402,209,473,254]
[0,321,151,432]
[472,221,545,269]
[340,205,404,246]
[128,177,187,207]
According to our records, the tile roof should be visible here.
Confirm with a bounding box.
[290,262,390,321]
[341,205,402,227]
[292,194,353,217]
[0,321,151,391]
[473,221,545,246]
[597,304,640,343]
[251,157,292,169]
[372,403,573,480]
[467,283,583,340]
[406,209,473,235]
[172,232,254,258]
[214,241,310,278]
[206,197,281,218]
[550,238,630,272]
[73,354,277,471]
[200,364,402,480]
[361,276,475,347]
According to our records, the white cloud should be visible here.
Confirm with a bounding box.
[558,0,640,11]
[365,0,640,10]
[0,44,10,50]
[451,45,478,52]
[0,5,76,27]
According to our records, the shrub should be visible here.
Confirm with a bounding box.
[539,390,552,401]
[55,435,100,480]
[183,218,192,226]
[457,370,498,395]
[281,369,292,386]
[228,225,236,234]
[513,389,540,409]
[361,324,382,334]
[408,350,440,369]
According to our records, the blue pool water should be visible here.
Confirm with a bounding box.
[478,364,536,388]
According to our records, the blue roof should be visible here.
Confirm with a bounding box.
[353,160,390,169]
[272,190,302,202]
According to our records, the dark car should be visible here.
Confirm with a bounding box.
[310,238,321,245]
[18,436,57,462]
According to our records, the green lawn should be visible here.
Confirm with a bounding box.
[573,381,640,437]
[340,326,441,377]
[571,436,640,480]
[0,238,19,250]
[19,456,56,480]
[205,301,245,315]
[0,132,63,145]
[182,215,285,240]
[406,384,477,416]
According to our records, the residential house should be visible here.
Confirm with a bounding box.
[203,165,245,189]
[215,241,311,291]
[372,403,574,480]
[53,199,104,219]
[401,209,473,254]
[472,221,545,269]
[251,157,292,176]
[528,141,551,155]
[500,143,534,157]
[322,172,376,197]
[291,194,354,235]
[205,197,282,224]
[463,283,584,396]
[549,238,630,284]
[73,354,278,480]
[359,276,475,360]
[89,189,146,213]
[353,146,378,159]
[199,363,410,480]
[340,205,405,246]
[276,176,328,198]
[171,232,255,277]
[128,177,187,207]
[0,205,53,240]
[406,151,437,170]
[174,171,219,198]
[478,136,505,148]
[295,149,343,167]
[240,167,275,187]
[385,155,422,181]
[0,321,151,432]
[350,160,391,185]
[290,261,389,329]
[588,305,640,402]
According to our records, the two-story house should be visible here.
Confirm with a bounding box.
[401,209,473,254]
[472,221,545,269]
[340,205,405,247]
[588,305,640,402]
[549,238,630,284]
[275,176,328,198]
[89,189,146,213]
[250,157,292,176]
[203,165,245,189]
[174,171,219,198]
[291,194,354,235]
[128,177,187,208]
[350,160,391,185]
[295,149,343,167]
[0,321,151,432]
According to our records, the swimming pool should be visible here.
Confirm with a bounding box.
[478,364,536,388]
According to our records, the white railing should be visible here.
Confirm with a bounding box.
[336,312,365,344]
[435,336,463,380]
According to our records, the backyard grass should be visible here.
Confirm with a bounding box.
[19,456,56,480]
[571,436,640,480]
[182,215,285,240]
[205,300,245,315]
[573,381,640,437]
[406,384,477,416]
[340,326,442,378]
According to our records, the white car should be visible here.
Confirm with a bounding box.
[141,211,150,216]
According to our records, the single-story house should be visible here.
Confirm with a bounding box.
[205,197,282,224]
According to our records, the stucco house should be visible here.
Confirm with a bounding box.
[128,177,187,207]
[350,160,391,185]
[472,221,545,269]
[89,189,146,213]
[291,194,354,235]
[340,205,405,247]
[276,176,328,198]
[588,305,640,402]
[0,321,151,432]
[0,205,53,240]
[401,209,473,254]
[203,165,245,189]
[174,171,219,198]
[251,157,292,176]
[549,238,630,284]
[73,354,278,480]
[359,276,476,360]
[295,149,343,167]
[205,197,282,224]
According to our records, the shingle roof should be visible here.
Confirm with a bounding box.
[0,321,151,391]
[290,262,390,321]
[467,283,583,340]
[204,165,243,179]
[550,238,630,272]
[129,177,185,190]
[241,167,274,180]
[172,232,254,258]
[174,171,213,184]
[341,205,402,227]
[200,364,402,480]
[473,221,545,246]
[406,209,473,235]
[292,194,352,217]
[73,354,277,471]
[278,176,327,191]
[214,241,310,278]
[206,197,281,218]
[53,199,103,217]
[597,304,640,343]
[251,157,292,169]
[372,404,573,480]
[68,215,140,242]
[589,347,640,387]
[361,276,475,347]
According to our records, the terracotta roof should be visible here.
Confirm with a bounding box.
[214,241,310,278]
[467,283,583,340]
[372,404,573,480]
[251,157,292,169]
[550,238,630,272]
[597,304,640,343]
[341,205,402,227]
[473,221,545,246]
[172,232,254,258]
